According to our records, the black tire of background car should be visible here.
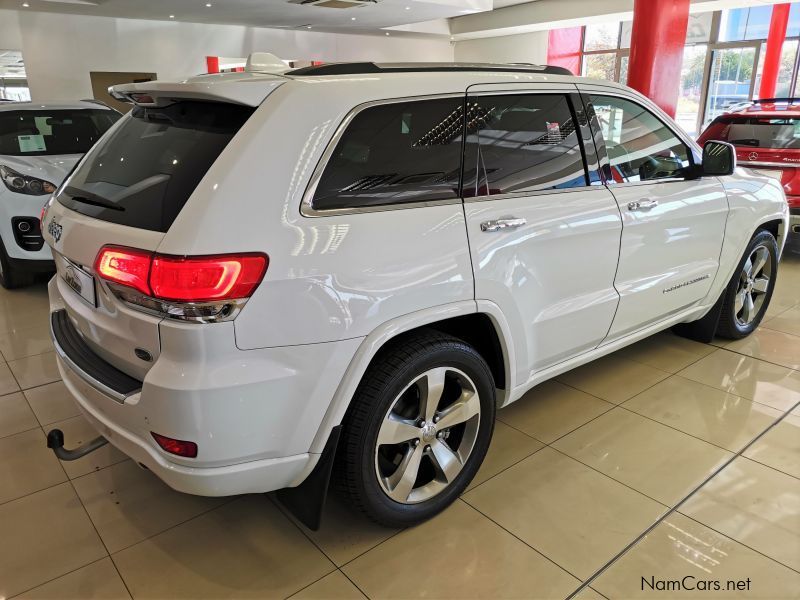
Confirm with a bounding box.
[335,330,496,528]
[0,237,35,289]
[716,229,779,340]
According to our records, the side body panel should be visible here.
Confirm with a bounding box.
[157,78,477,350]
[461,83,622,381]
[578,85,729,340]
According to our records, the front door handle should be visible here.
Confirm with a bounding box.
[628,199,659,211]
[480,217,527,232]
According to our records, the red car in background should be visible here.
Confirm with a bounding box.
[699,98,800,233]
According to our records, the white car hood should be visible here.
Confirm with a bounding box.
[0,154,82,186]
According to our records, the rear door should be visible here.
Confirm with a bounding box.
[580,88,729,339]
[462,83,622,381]
[43,100,255,379]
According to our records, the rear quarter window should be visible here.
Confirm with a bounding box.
[311,98,464,211]
[56,101,254,232]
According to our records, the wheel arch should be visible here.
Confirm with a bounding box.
[305,301,515,456]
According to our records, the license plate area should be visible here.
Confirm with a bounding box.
[56,253,97,307]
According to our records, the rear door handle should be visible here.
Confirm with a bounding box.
[480,217,527,232]
[628,199,659,211]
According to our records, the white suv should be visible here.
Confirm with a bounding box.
[0,101,119,288]
[41,59,787,529]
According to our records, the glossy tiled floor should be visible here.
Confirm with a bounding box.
[2,250,800,600]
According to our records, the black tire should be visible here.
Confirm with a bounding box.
[0,237,34,290]
[336,330,495,527]
[716,230,778,339]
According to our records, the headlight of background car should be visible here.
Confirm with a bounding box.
[0,165,57,196]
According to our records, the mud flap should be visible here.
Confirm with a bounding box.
[672,291,725,344]
[276,425,341,531]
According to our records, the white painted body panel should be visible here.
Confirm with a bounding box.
[604,178,728,339]
[43,69,789,496]
[464,188,622,381]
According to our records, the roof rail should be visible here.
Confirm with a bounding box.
[755,97,800,104]
[79,98,117,110]
[285,62,573,77]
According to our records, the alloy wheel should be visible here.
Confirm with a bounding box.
[735,244,772,327]
[374,367,481,504]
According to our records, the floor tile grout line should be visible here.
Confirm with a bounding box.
[338,568,370,600]
[738,453,800,482]
[103,495,240,556]
[277,566,341,600]
[667,370,799,414]
[546,445,673,510]
[673,509,800,576]
[267,492,408,572]
[458,496,587,585]
[563,394,800,600]
[457,442,548,496]
[6,555,114,599]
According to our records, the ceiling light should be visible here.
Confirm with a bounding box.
[405,6,410,9]
[351,17,356,20]
[205,2,212,6]
[169,14,175,18]
[385,32,390,36]
[22,2,29,6]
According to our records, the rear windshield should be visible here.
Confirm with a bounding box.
[57,101,254,232]
[0,109,119,156]
[703,116,800,149]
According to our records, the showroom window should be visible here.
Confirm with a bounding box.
[587,95,692,183]
[312,98,464,211]
[462,94,589,197]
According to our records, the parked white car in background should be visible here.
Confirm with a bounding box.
[41,57,787,529]
[0,101,119,288]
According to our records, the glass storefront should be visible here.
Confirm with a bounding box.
[570,4,800,137]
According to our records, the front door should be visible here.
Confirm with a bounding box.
[581,89,729,340]
[462,85,622,384]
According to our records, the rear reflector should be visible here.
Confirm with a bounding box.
[93,246,268,302]
[151,432,198,458]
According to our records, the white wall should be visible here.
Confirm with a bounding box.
[3,9,454,102]
[454,31,548,64]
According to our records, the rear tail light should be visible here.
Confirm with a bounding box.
[150,254,266,302]
[94,247,152,295]
[151,432,198,458]
[92,245,268,322]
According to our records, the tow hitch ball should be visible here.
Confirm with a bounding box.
[46,428,108,461]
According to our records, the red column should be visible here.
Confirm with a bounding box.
[547,27,583,75]
[759,3,791,99]
[206,56,220,74]
[627,0,690,118]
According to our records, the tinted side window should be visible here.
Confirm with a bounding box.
[312,98,464,211]
[588,95,692,183]
[463,94,588,197]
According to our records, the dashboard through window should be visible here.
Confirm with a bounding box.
[588,94,692,183]
[462,93,589,197]
[311,98,464,211]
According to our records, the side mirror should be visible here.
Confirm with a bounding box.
[702,140,736,176]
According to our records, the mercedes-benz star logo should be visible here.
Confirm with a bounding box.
[749,152,759,161]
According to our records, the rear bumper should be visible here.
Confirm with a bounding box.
[48,277,363,496]
[56,356,313,496]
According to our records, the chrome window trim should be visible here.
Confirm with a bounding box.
[300,93,466,218]
[461,89,598,202]
[740,161,794,169]
[576,86,700,185]
[464,186,610,204]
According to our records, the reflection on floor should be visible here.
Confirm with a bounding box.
[1,244,799,600]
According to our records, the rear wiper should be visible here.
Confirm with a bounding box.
[65,190,125,212]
